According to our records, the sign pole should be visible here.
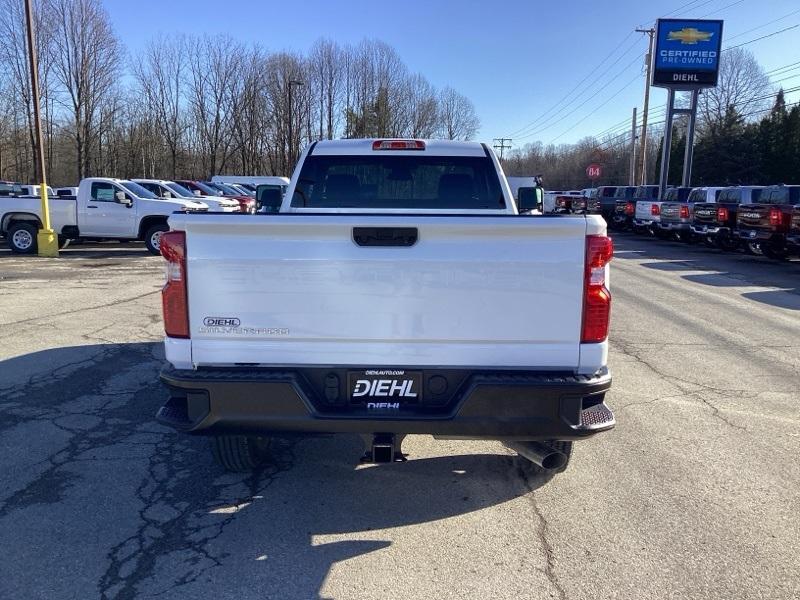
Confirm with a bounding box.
[681,89,699,187]
[629,107,637,186]
[658,88,676,200]
[24,0,58,257]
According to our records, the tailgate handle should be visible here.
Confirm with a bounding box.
[353,227,418,247]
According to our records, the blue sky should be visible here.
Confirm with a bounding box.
[107,0,800,148]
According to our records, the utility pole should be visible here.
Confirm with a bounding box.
[629,107,637,186]
[493,138,512,160]
[636,27,655,185]
[24,0,58,257]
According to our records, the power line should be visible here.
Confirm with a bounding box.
[724,23,800,51]
[517,51,646,141]
[546,72,643,145]
[724,8,800,43]
[697,0,744,19]
[507,34,643,138]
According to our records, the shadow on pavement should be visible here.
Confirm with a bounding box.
[0,343,539,599]
[741,289,800,310]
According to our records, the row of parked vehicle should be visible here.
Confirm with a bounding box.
[549,183,800,260]
[0,176,289,255]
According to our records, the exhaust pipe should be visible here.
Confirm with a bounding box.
[506,441,568,471]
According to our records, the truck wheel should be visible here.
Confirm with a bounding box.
[743,242,762,256]
[211,435,271,472]
[7,222,38,254]
[512,440,573,476]
[144,223,169,255]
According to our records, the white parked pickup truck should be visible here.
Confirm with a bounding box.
[157,139,615,476]
[0,177,208,255]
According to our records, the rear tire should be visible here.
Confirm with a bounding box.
[211,435,271,472]
[144,223,169,255]
[7,222,38,254]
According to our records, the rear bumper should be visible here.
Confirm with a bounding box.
[633,218,655,227]
[158,366,614,441]
[738,228,774,241]
[690,224,723,236]
[657,220,690,232]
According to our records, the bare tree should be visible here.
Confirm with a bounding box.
[0,0,55,180]
[308,38,343,140]
[48,0,121,179]
[698,48,772,129]
[186,35,241,176]
[132,36,187,178]
[438,87,480,140]
[404,74,439,138]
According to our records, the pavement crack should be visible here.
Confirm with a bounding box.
[611,340,749,431]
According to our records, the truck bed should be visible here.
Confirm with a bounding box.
[169,213,604,373]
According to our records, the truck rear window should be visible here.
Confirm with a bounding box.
[291,154,505,210]
[761,187,800,205]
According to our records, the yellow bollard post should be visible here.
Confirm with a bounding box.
[37,185,59,257]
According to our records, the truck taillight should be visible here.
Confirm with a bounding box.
[582,235,613,344]
[651,203,660,216]
[716,206,728,223]
[237,198,254,213]
[769,207,783,228]
[625,202,634,216]
[161,231,189,338]
[372,139,425,151]
[679,205,689,219]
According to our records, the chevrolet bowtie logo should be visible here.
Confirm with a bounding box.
[667,27,714,44]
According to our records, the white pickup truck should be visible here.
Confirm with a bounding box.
[1,177,208,254]
[157,139,615,476]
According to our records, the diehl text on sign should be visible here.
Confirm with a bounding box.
[652,19,723,89]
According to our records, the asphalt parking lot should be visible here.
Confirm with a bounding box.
[1,237,799,600]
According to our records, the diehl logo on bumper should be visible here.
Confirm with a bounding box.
[352,379,418,398]
[667,27,714,44]
[203,317,241,327]
[367,402,400,410]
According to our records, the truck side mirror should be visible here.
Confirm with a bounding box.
[517,187,542,213]
[115,191,132,206]
[193,190,202,197]
[257,185,283,213]
[162,191,173,199]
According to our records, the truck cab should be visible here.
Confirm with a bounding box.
[737,184,800,259]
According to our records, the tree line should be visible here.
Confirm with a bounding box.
[0,0,480,186]
[503,48,800,190]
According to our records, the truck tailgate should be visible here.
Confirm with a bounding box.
[174,214,590,369]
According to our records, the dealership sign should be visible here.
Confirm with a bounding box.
[652,19,723,88]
